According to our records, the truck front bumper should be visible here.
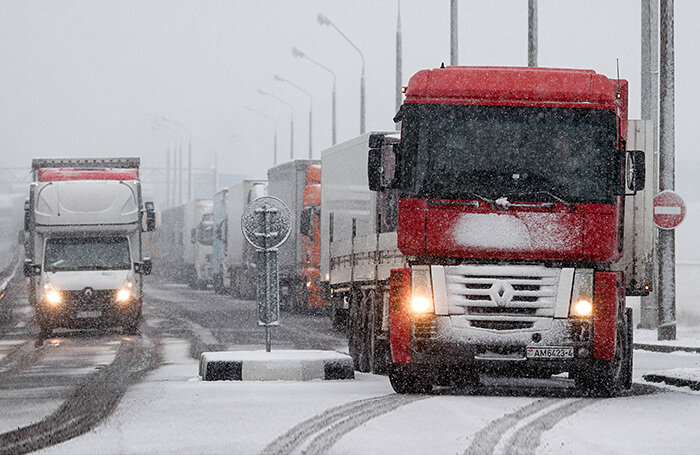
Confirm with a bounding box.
[410,316,593,375]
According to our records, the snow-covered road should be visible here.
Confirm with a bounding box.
[20,280,699,455]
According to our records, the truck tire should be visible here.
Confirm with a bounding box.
[575,308,628,397]
[388,364,431,394]
[357,291,372,373]
[330,302,347,331]
[623,307,634,390]
[348,289,364,371]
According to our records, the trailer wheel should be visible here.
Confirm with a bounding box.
[388,364,431,394]
[348,290,362,371]
[356,291,372,373]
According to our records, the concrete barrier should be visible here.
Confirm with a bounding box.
[199,350,354,381]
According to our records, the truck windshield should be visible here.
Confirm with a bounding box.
[44,237,131,272]
[399,104,620,204]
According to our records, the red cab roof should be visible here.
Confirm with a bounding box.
[404,66,626,109]
[37,168,139,182]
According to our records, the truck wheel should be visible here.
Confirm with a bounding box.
[575,309,627,397]
[348,290,364,371]
[388,364,431,394]
[356,291,372,373]
[38,319,53,339]
[623,307,634,390]
[330,303,347,331]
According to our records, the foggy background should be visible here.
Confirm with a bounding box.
[1,0,698,259]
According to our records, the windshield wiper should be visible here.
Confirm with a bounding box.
[467,192,497,209]
[507,190,577,211]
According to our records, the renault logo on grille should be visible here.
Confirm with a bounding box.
[489,280,515,307]
[83,287,95,299]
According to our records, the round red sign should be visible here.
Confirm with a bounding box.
[653,190,686,230]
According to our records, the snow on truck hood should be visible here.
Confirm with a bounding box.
[43,270,131,291]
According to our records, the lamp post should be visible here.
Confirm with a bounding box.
[154,116,191,204]
[275,74,313,159]
[258,89,294,160]
[292,46,337,145]
[318,13,365,134]
[244,106,278,166]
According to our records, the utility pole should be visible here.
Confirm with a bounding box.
[528,0,538,67]
[166,148,171,208]
[641,0,660,329]
[658,0,676,340]
[450,0,458,65]
[395,0,403,130]
[187,140,192,201]
[178,145,183,205]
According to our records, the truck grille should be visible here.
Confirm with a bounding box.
[445,265,560,331]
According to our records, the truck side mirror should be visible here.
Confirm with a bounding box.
[24,199,30,232]
[135,258,152,275]
[368,148,382,191]
[626,150,645,193]
[190,228,196,244]
[142,257,152,275]
[144,201,156,232]
[23,259,40,277]
[300,207,313,238]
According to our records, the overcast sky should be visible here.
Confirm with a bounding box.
[0,1,698,198]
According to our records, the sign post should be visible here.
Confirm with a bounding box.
[241,196,291,352]
[653,190,686,341]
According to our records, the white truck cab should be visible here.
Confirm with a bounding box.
[24,158,155,336]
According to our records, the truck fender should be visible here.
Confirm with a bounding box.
[390,268,411,364]
[593,272,622,361]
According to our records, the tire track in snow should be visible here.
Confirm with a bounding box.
[262,394,427,455]
[0,331,160,455]
[502,398,599,455]
[464,397,599,455]
[464,398,558,455]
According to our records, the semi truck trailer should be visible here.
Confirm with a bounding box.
[321,66,653,396]
[267,160,325,312]
[24,158,155,336]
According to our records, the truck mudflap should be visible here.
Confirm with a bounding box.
[390,268,411,363]
[593,271,621,361]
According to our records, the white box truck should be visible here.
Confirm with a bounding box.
[222,179,266,298]
[24,158,155,336]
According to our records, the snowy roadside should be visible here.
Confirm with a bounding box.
[634,326,700,391]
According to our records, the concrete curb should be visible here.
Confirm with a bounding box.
[199,350,355,381]
[643,373,700,391]
[633,343,700,354]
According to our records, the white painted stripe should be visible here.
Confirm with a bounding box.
[654,206,682,215]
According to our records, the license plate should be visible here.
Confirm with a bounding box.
[526,346,574,359]
[77,310,101,318]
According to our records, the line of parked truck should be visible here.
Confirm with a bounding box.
[153,65,655,396]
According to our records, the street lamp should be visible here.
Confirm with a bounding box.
[244,106,278,165]
[275,74,313,159]
[292,46,337,145]
[318,13,366,134]
[258,89,295,160]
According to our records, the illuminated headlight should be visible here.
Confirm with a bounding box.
[570,270,594,318]
[411,266,434,314]
[572,299,593,317]
[116,288,131,303]
[45,290,62,306]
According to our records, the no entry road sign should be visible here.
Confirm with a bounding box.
[653,190,686,230]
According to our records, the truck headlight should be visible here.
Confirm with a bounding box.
[570,270,594,318]
[411,266,434,314]
[45,290,62,306]
[116,288,131,303]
